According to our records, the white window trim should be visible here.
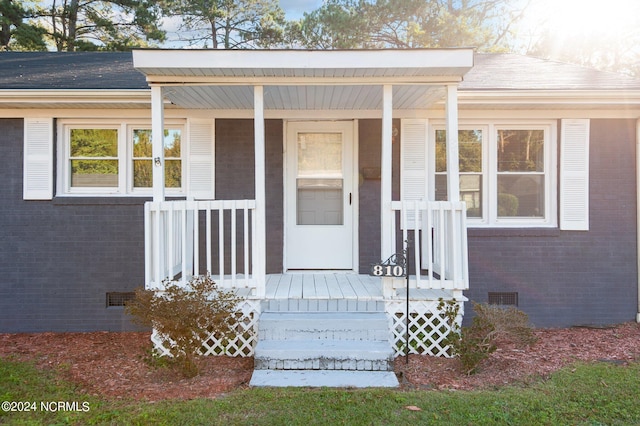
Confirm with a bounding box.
[57,119,186,197]
[429,120,557,228]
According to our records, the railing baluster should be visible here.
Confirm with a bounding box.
[218,204,225,288]
[244,200,250,288]
[144,202,152,288]
[460,202,469,290]
[251,202,257,293]
[192,202,199,278]
[206,202,212,275]
[450,204,458,286]
[165,203,172,282]
[414,201,421,288]
[438,205,445,289]
[426,203,433,288]
[231,201,237,288]
[181,202,188,286]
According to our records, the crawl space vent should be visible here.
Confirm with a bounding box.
[488,292,518,306]
[106,292,136,307]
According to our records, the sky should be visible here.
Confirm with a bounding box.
[279,0,324,19]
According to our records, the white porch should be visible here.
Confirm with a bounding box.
[135,49,474,362]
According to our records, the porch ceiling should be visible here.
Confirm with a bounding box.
[133,49,474,110]
[163,84,447,110]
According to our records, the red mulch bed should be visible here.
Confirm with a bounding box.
[1,323,639,401]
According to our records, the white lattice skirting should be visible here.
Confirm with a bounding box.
[151,299,261,358]
[150,299,463,359]
[385,300,464,358]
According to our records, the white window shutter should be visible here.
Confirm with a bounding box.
[187,119,215,200]
[400,119,428,228]
[560,119,590,230]
[23,118,53,200]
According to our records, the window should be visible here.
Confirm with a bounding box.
[432,121,556,227]
[60,120,184,195]
[496,128,545,218]
[132,128,182,190]
[69,128,119,188]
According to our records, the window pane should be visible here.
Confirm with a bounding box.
[133,129,181,158]
[133,129,152,157]
[165,160,182,188]
[297,178,343,225]
[164,129,181,157]
[497,129,544,172]
[70,129,117,157]
[71,160,118,187]
[298,133,342,177]
[435,174,447,201]
[133,160,152,188]
[435,174,482,218]
[497,174,544,217]
[435,129,482,173]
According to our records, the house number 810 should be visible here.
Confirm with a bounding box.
[370,264,405,277]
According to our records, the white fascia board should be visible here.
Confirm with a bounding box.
[458,89,640,107]
[133,49,474,82]
[0,89,152,105]
[143,75,465,86]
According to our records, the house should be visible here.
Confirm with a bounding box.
[1,50,639,379]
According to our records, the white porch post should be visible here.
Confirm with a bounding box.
[254,85,266,297]
[381,85,395,298]
[445,84,464,300]
[151,85,165,202]
[381,85,394,259]
[445,84,460,202]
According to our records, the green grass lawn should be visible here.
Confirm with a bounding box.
[1,358,639,425]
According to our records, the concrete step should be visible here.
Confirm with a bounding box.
[249,370,399,388]
[254,340,395,371]
[258,312,390,341]
[261,298,385,313]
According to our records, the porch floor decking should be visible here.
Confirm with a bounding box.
[248,273,456,301]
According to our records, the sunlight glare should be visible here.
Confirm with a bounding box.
[527,0,640,40]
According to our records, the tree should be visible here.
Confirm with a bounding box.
[161,0,286,49]
[37,0,165,51]
[292,0,531,50]
[0,0,47,50]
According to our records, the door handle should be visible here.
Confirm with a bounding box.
[349,193,352,205]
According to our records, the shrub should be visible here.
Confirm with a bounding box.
[125,275,241,378]
[439,299,536,375]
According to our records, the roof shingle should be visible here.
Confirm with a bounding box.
[2,51,640,92]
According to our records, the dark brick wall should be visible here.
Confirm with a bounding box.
[215,119,283,274]
[357,119,400,271]
[0,119,146,332]
[465,119,638,327]
[1,117,636,331]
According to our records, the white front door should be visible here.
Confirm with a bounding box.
[285,121,354,270]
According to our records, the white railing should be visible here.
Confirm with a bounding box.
[390,200,469,290]
[144,199,258,294]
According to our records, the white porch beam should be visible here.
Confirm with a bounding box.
[151,85,165,202]
[445,85,460,202]
[254,85,266,297]
[381,85,394,260]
